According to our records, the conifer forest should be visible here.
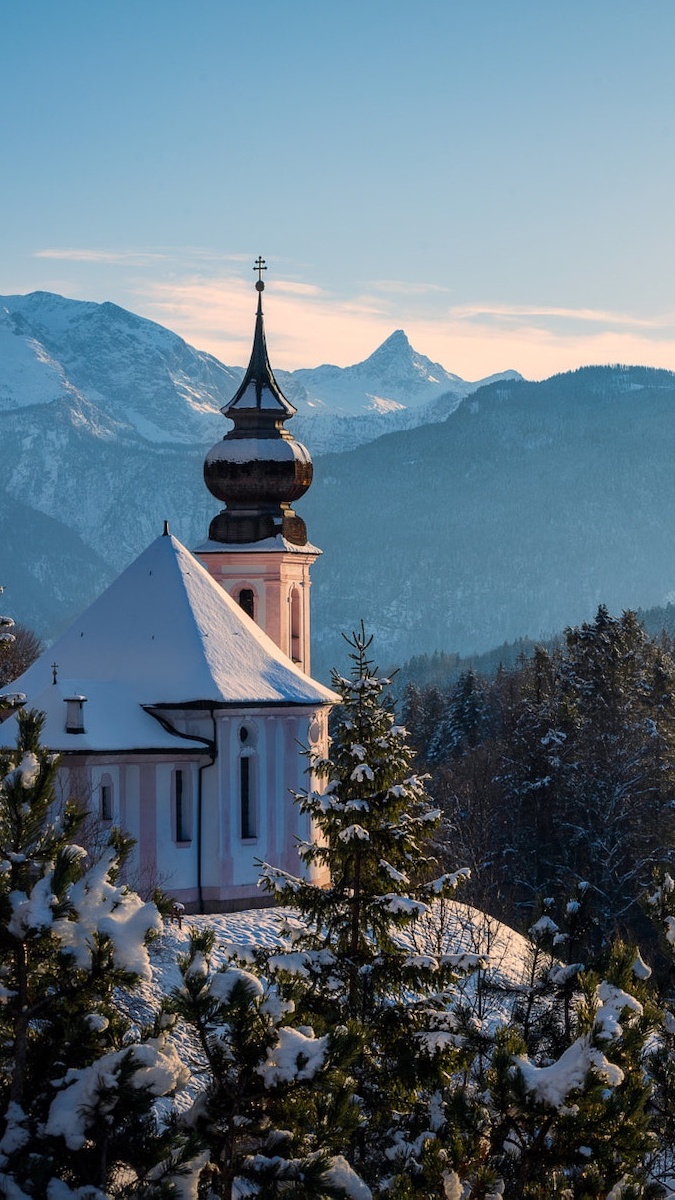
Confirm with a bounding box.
[6,619,675,1198]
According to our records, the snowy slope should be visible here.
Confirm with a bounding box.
[0,293,236,445]
[141,901,531,1053]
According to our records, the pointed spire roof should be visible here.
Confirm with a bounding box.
[203,259,314,546]
[7,533,336,751]
[224,259,295,417]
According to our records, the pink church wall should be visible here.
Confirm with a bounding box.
[196,547,318,674]
[51,700,331,915]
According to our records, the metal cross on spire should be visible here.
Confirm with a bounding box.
[254,256,267,288]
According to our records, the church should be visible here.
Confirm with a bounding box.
[1,263,336,912]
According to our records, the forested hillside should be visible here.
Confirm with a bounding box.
[305,365,675,677]
[403,605,675,951]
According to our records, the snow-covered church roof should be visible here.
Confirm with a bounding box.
[6,532,336,752]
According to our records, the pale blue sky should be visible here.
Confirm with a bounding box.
[2,0,675,377]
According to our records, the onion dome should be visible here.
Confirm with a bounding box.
[204,259,313,546]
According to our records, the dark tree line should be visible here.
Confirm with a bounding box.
[403,606,675,952]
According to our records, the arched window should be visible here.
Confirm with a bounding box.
[239,725,256,839]
[238,588,255,620]
[290,587,301,663]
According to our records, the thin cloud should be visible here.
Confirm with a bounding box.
[33,246,253,268]
[35,248,168,265]
[273,280,325,298]
[29,253,675,380]
[403,312,675,381]
[366,279,453,297]
[138,274,390,368]
[135,274,675,379]
[447,301,672,331]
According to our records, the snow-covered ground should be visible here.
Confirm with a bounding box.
[146,900,530,996]
[139,900,531,1041]
[129,899,532,1131]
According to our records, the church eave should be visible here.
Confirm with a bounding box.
[50,746,213,758]
[146,697,337,711]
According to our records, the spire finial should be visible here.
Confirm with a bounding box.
[254,256,266,292]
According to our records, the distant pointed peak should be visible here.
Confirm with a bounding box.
[358,330,414,367]
[382,329,411,348]
[374,329,412,354]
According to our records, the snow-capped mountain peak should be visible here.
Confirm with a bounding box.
[354,328,464,390]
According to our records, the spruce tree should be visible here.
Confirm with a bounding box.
[0,709,198,1199]
[170,927,367,1200]
[484,940,655,1199]
[260,626,477,1198]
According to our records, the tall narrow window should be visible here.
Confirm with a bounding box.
[175,768,190,842]
[240,756,255,839]
[290,588,301,663]
[238,588,255,620]
[100,781,113,822]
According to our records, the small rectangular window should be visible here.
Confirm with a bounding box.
[240,757,255,839]
[101,784,112,822]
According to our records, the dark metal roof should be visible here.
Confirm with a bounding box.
[223,283,296,417]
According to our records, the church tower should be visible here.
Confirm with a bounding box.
[196,259,320,675]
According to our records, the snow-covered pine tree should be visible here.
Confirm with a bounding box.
[0,709,199,1199]
[260,626,478,1198]
[170,926,368,1200]
[485,940,655,1198]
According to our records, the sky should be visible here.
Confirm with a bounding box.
[2,0,675,380]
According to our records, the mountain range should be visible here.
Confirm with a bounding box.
[4,291,675,680]
[302,364,675,676]
[0,291,518,646]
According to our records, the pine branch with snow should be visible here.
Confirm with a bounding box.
[168,926,367,1200]
[0,709,198,1198]
[482,940,656,1198]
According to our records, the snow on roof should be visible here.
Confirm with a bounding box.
[16,681,210,754]
[7,534,336,751]
[205,437,311,465]
[194,534,321,556]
